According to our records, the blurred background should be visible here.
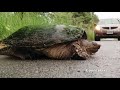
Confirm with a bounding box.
[0,12,99,41]
[2,12,120,41]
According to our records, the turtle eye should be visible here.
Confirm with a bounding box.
[92,42,97,46]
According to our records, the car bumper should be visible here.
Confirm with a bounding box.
[94,30,120,38]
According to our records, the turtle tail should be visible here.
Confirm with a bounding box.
[0,41,7,49]
[0,46,12,55]
[0,40,12,56]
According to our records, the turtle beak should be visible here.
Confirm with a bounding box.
[98,44,101,49]
[92,42,101,49]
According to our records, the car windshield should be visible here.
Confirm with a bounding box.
[98,19,120,25]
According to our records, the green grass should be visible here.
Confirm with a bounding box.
[86,30,95,41]
[0,12,51,40]
[0,12,95,41]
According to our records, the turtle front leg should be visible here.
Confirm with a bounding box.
[72,42,90,60]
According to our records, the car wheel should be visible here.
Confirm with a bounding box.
[95,36,100,41]
[118,37,120,41]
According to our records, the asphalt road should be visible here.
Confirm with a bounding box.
[0,38,120,78]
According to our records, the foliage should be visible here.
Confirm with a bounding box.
[0,12,99,40]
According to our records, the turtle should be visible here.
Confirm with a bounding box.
[0,25,101,60]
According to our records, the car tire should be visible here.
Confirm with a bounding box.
[118,37,120,41]
[95,35,100,41]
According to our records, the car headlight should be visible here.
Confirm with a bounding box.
[95,25,100,31]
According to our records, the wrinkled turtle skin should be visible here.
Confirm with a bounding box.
[0,25,101,60]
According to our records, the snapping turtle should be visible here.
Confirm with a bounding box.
[0,25,101,60]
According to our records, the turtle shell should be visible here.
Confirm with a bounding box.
[2,25,86,48]
[0,25,101,60]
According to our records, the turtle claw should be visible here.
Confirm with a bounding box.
[76,49,90,60]
[72,41,90,60]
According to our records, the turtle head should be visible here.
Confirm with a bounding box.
[81,40,101,55]
[72,39,101,59]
